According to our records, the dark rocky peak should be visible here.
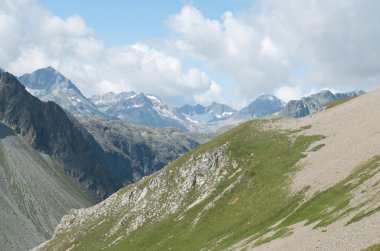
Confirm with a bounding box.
[0,71,120,199]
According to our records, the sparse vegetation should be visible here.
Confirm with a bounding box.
[325,96,356,109]
[362,244,380,251]
[280,155,380,228]
[310,143,325,152]
[38,121,380,251]
[40,120,324,250]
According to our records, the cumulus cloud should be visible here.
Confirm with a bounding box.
[2,0,379,108]
[169,1,380,101]
[0,0,222,106]
[274,85,302,103]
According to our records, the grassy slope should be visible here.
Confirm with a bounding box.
[40,120,380,250]
[363,244,380,251]
[325,96,356,109]
[40,121,322,250]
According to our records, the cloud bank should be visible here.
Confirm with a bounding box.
[0,0,222,106]
[169,1,380,102]
[1,0,379,107]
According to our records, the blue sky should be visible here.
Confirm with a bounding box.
[38,0,254,46]
[1,0,379,108]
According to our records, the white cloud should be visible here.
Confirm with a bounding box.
[168,5,291,100]
[2,0,379,108]
[274,85,302,103]
[0,0,221,106]
[193,81,225,105]
[169,1,380,101]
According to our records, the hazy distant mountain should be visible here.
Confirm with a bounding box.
[90,92,187,130]
[177,102,236,125]
[280,90,365,118]
[18,67,106,118]
[232,94,285,121]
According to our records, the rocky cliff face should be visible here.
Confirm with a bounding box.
[0,72,120,199]
[77,117,199,186]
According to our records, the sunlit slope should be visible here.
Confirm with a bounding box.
[37,88,380,251]
[0,123,95,251]
[36,120,323,250]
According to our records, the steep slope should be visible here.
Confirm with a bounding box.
[280,90,364,118]
[0,71,120,199]
[37,88,380,251]
[90,92,186,130]
[0,122,96,251]
[18,67,106,117]
[77,117,199,186]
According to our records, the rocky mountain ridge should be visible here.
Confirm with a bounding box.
[90,91,186,129]
[18,67,106,118]
[36,87,380,251]
[280,89,365,118]
[0,71,119,199]
[0,70,201,250]
[16,67,364,132]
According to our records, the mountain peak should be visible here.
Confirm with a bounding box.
[0,71,120,199]
[18,66,76,91]
[236,94,284,119]
[259,93,277,99]
[0,68,5,73]
[18,67,107,117]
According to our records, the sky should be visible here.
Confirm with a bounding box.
[0,0,379,108]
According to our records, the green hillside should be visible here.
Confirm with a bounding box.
[37,115,380,250]
[37,121,325,250]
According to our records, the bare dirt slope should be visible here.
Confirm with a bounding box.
[244,88,380,250]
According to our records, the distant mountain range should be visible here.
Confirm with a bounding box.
[90,91,187,129]
[16,67,364,132]
[280,90,365,118]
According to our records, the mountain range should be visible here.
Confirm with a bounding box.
[17,67,364,133]
[35,86,380,251]
[0,66,377,250]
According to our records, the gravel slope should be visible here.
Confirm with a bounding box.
[0,122,95,251]
[243,88,380,250]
